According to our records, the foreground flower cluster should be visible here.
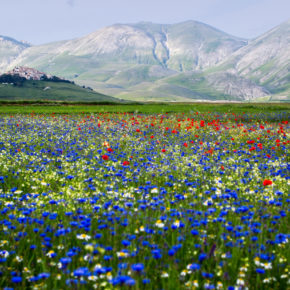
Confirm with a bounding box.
[0,112,289,289]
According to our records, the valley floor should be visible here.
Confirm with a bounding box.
[0,102,289,115]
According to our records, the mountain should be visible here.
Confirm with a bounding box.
[6,21,250,100]
[215,19,290,100]
[0,66,120,103]
[10,21,246,71]
[1,20,289,101]
[0,36,30,73]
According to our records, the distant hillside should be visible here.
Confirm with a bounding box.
[0,36,30,73]
[0,67,120,103]
[214,19,290,100]
[9,21,246,72]
[0,20,289,101]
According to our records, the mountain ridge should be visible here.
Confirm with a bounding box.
[0,35,30,73]
[0,20,289,101]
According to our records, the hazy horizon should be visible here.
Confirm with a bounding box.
[1,0,289,45]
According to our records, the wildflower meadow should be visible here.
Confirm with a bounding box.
[0,110,289,289]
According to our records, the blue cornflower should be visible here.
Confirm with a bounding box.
[202,272,214,278]
[118,263,128,269]
[125,278,136,286]
[151,249,162,259]
[73,267,90,277]
[131,263,144,272]
[256,268,265,274]
[141,278,150,284]
[198,253,207,262]
[191,229,199,235]
[59,257,72,265]
[189,263,200,270]
[11,276,22,283]
[121,240,130,247]
[38,273,50,279]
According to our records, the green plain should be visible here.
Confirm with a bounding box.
[0,103,289,114]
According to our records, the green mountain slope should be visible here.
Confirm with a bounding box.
[6,21,249,100]
[215,19,290,99]
[0,80,120,102]
[1,20,289,101]
[11,21,246,73]
[116,71,270,102]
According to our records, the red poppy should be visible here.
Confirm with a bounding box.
[263,179,273,186]
[161,149,166,153]
[107,148,113,153]
[123,161,130,166]
[102,155,109,161]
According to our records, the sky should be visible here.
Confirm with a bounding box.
[0,0,289,45]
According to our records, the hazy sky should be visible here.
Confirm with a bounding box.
[1,0,289,44]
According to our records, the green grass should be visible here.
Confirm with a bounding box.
[0,80,120,103]
[0,103,289,114]
[165,73,233,101]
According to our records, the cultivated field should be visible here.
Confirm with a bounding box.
[0,102,289,114]
[0,105,289,289]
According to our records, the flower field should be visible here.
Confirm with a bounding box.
[0,111,289,289]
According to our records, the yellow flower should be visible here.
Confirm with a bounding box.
[180,270,188,276]
[117,251,129,258]
[97,247,105,255]
[155,219,165,228]
[85,244,94,252]
[161,271,169,278]
[46,250,55,258]
[77,234,91,241]
[173,220,180,227]
[23,267,30,273]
